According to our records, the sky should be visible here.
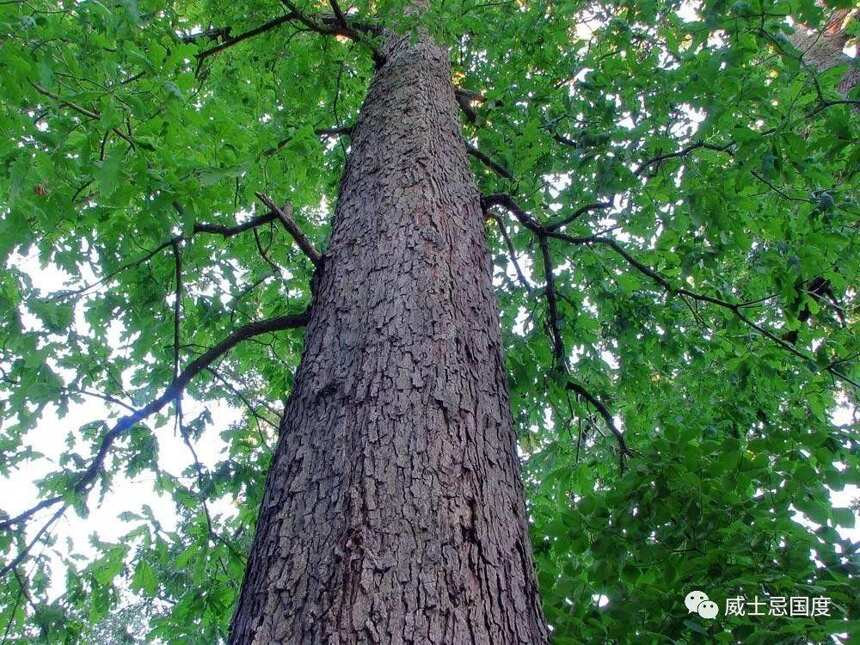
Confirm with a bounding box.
[1,249,247,602]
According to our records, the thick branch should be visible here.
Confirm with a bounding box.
[314,124,355,137]
[538,236,565,369]
[807,98,860,117]
[180,26,231,44]
[255,193,322,266]
[0,309,311,537]
[552,131,579,148]
[481,193,542,232]
[193,3,383,65]
[328,0,350,30]
[196,14,300,61]
[455,89,479,123]
[466,144,514,180]
[193,211,279,237]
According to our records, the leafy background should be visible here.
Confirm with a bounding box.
[0,0,858,642]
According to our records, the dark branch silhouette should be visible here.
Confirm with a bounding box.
[483,192,858,389]
[0,309,311,551]
[466,144,514,180]
[565,382,630,473]
[255,193,322,266]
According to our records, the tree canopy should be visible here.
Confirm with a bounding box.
[1,0,858,642]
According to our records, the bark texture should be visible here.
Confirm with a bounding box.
[229,27,547,645]
[790,9,859,101]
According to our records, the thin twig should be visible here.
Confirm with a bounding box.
[546,201,612,231]
[0,505,67,579]
[30,83,136,148]
[488,212,532,291]
[566,382,629,473]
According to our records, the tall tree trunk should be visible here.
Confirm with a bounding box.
[229,23,547,645]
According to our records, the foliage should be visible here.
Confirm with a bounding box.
[0,0,858,642]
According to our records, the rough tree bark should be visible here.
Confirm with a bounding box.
[229,20,548,645]
[790,9,859,100]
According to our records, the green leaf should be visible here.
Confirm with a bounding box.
[131,559,158,596]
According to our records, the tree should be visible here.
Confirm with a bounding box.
[0,0,858,643]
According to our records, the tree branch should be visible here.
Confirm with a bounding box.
[205,366,279,451]
[49,208,281,302]
[455,89,482,123]
[62,386,136,413]
[193,3,384,66]
[179,26,231,44]
[171,241,183,387]
[30,83,136,148]
[175,409,247,567]
[551,131,579,148]
[482,194,566,367]
[538,236,566,369]
[487,212,532,291]
[481,193,542,232]
[192,211,279,237]
[265,123,355,158]
[750,171,814,204]
[0,309,311,537]
[314,124,355,137]
[0,505,66,579]
[255,193,322,266]
[634,140,734,177]
[484,191,858,389]
[807,98,860,117]
[196,14,299,61]
[547,231,858,388]
[466,143,514,180]
[253,226,283,275]
[545,201,612,231]
[1,573,23,641]
[565,381,630,473]
[280,0,385,65]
